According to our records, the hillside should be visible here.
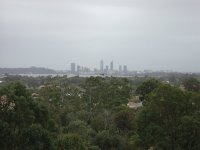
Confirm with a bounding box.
[0,67,57,75]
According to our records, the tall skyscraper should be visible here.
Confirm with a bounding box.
[119,65,122,73]
[100,60,104,72]
[77,65,81,73]
[71,63,76,74]
[110,61,113,71]
[105,65,109,72]
[123,65,127,74]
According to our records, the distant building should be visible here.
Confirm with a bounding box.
[123,65,127,74]
[31,93,39,98]
[105,65,109,72]
[110,61,113,71]
[77,65,81,73]
[100,60,104,72]
[71,63,76,74]
[127,102,142,109]
[119,65,122,73]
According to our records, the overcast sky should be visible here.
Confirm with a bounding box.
[0,0,200,72]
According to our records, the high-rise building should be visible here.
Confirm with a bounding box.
[123,65,127,74]
[71,63,76,74]
[77,65,81,73]
[100,60,104,72]
[110,61,113,71]
[105,65,109,72]
[119,65,122,73]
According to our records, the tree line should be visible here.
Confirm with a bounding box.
[0,76,199,149]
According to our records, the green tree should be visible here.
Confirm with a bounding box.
[90,109,113,132]
[0,82,53,150]
[183,77,200,92]
[177,115,200,150]
[55,133,86,150]
[22,124,52,150]
[114,108,135,133]
[83,77,131,111]
[136,79,161,102]
[94,130,122,150]
[136,84,199,150]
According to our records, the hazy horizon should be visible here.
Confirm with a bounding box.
[1,0,200,72]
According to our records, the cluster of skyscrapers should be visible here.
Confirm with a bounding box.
[70,63,90,74]
[100,60,113,73]
[100,60,127,74]
[70,60,128,75]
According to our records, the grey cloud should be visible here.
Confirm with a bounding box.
[0,0,200,72]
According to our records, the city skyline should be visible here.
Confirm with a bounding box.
[1,0,200,72]
[69,60,128,72]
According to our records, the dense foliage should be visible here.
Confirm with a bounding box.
[0,75,199,149]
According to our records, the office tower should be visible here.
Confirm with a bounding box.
[110,61,113,71]
[77,65,81,73]
[123,65,127,74]
[105,65,109,72]
[119,65,122,73]
[100,60,104,72]
[71,63,76,74]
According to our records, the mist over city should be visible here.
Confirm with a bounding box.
[0,1,200,150]
[1,0,200,72]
